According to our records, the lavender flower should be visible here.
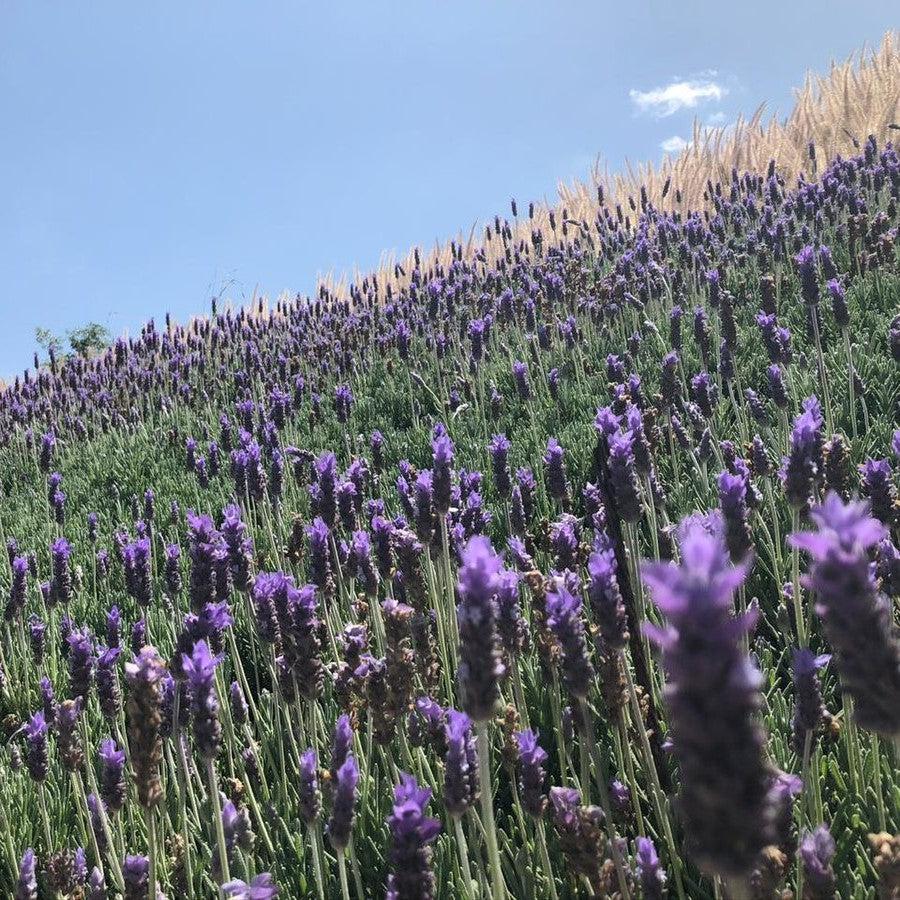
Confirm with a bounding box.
[386,773,441,900]
[488,434,512,498]
[799,826,836,898]
[608,430,643,523]
[327,755,359,852]
[124,647,166,808]
[717,470,753,562]
[222,874,279,899]
[431,424,454,515]
[791,649,831,755]
[456,536,504,720]
[636,837,667,900]
[514,729,548,818]
[24,711,49,782]
[15,848,37,900]
[182,639,222,757]
[642,516,773,878]
[99,738,127,813]
[790,494,900,737]
[123,854,150,900]
[546,583,594,700]
[795,245,820,305]
[444,709,479,817]
[299,748,321,825]
[543,438,569,507]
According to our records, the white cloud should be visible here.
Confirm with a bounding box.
[706,110,728,126]
[660,135,690,154]
[630,77,727,117]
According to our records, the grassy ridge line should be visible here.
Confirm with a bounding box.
[319,32,899,302]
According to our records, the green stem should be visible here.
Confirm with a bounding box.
[207,757,230,897]
[476,722,507,899]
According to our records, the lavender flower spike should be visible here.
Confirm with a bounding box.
[15,848,37,900]
[327,755,359,852]
[789,493,900,737]
[456,536,505,721]
[635,837,667,900]
[642,516,773,878]
[386,773,441,900]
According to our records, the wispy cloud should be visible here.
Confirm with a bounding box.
[660,135,690,154]
[630,76,727,118]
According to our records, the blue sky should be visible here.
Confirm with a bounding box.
[0,2,895,376]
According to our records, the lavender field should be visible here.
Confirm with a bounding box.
[0,134,899,899]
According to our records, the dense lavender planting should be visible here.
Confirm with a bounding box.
[0,139,899,898]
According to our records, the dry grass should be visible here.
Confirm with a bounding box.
[320,31,899,301]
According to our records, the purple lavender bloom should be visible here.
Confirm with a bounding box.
[790,494,900,737]
[131,618,147,654]
[330,714,353,783]
[488,434,512,499]
[96,645,122,720]
[547,581,594,701]
[51,537,73,605]
[608,430,643,524]
[40,675,57,725]
[299,748,321,825]
[495,569,525,658]
[413,470,435,543]
[182,639,221,758]
[456,536,504,721]
[164,544,183,599]
[24,711,49,782]
[15,848,37,900]
[795,245,820,305]
[635,837,667,900]
[187,512,230,612]
[642,516,773,878]
[799,826,836,898]
[99,738,127,813]
[67,627,95,702]
[122,854,150,900]
[791,649,831,755]
[106,606,122,648]
[223,874,280,899]
[327,755,359,852]
[39,430,55,472]
[313,452,338,527]
[587,543,629,651]
[386,773,441,900]
[543,438,569,506]
[549,515,580,571]
[28,615,46,665]
[87,866,105,900]
[229,681,248,726]
[370,431,385,471]
[859,458,898,529]
[717,470,753,562]
[348,530,379,596]
[514,729,548,818]
[5,555,28,622]
[826,278,849,327]
[306,517,333,593]
[443,709,479,817]
[781,397,824,509]
[337,480,358,532]
[431,424,454,515]
[123,537,152,607]
[766,365,788,409]
[660,351,680,409]
[690,371,717,417]
[512,360,531,401]
[371,515,395,579]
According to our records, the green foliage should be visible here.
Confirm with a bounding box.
[67,321,110,358]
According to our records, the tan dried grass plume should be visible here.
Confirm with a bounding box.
[318,31,899,303]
